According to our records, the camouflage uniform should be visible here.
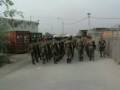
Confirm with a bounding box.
[86,40,96,61]
[52,42,59,64]
[41,42,47,64]
[99,39,106,57]
[77,39,84,61]
[30,43,39,64]
[65,41,73,63]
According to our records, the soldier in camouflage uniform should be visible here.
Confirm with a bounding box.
[59,41,65,59]
[47,42,53,61]
[85,36,96,61]
[36,42,41,61]
[52,41,59,64]
[30,43,39,65]
[98,38,106,57]
[38,42,42,60]
[71,40,74,59]
[77,37,84,61]
[65,37,73,63]
[40,41,46,64]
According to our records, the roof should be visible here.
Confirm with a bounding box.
[0,17,39,25]
[80,30,88,31]
[93,27,119,31]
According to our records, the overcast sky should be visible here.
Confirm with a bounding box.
[14,0,120,34]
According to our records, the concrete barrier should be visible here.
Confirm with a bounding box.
[0,54,10,67]
[110,38,120,64]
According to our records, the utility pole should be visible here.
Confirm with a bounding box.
[57,17,64,35]
[30,16,32,22]
[62,21,64,35]
[87,13,92,36]
[87,13,91,31]
[51,25,53,31]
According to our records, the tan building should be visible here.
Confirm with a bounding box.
[92,28,119,39]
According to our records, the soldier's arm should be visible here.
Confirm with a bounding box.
[76,42,78,49]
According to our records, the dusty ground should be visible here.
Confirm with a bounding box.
[0,52,120,90]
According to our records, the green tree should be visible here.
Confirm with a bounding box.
[0,0,23,17]
[0,0,23,53]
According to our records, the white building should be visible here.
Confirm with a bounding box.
[0,17,39,32]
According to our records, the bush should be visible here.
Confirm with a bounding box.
[0,54,11,67]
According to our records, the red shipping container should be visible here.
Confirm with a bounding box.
[7,31,30,53]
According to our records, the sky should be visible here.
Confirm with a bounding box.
[13,0,120,34]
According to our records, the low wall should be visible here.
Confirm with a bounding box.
[111,38,120,64]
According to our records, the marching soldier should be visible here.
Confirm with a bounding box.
[60,41,65,59]
[71,39,75,59]
[41,42,47,64]
[87,40,95,61]
[38,42,42,60]
[86,36,96,61]
[92,40,96,59]
[98,38,106,57]
[52,42,59,64]
[47,42,52,61]
[30,43,39,65]
[45,43,50,62]
[65,37,73,63]
[77,37,84,61]
[36,42,41,61]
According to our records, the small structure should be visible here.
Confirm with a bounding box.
[30,32,42,43]
[78,30,88,37]
[6,31,30,53]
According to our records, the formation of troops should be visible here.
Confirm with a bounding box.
[29,35,106,65]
